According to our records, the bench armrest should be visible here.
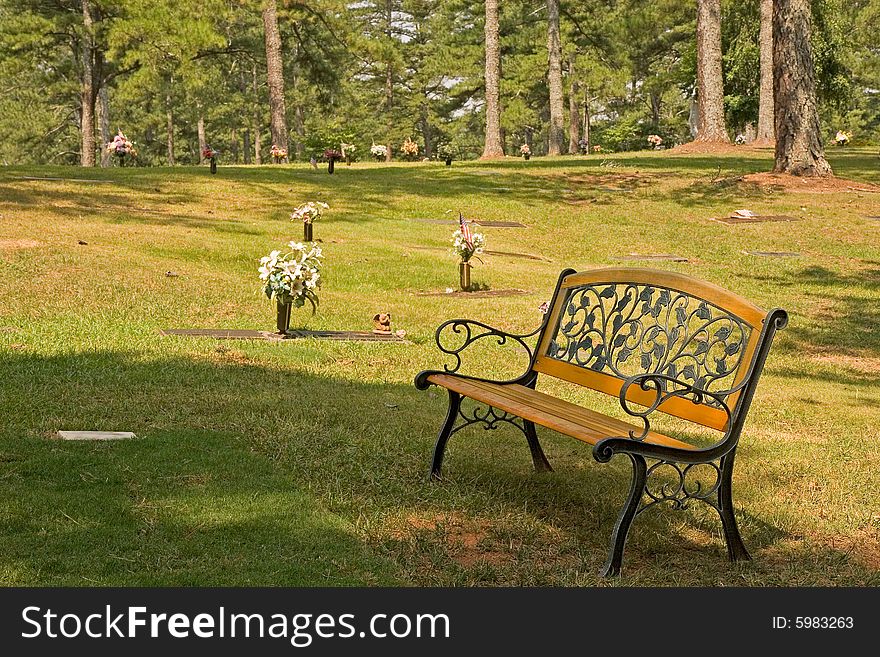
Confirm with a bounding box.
[593,373,734,464]
[414,318,545,389]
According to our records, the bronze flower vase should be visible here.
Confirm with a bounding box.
[276,301,292,334]
[459,262,472,292]
[210,157,217,174]
[303,222,313,242]
[328,159,335,174]
[445,158,452,166]
[523,153,530,161]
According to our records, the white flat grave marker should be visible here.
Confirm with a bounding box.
[57,431,136,441]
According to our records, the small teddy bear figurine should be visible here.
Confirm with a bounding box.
[372,312,392,335]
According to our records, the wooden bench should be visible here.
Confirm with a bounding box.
[415,267,787,576]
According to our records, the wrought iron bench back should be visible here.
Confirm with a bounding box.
[533,268,770,431]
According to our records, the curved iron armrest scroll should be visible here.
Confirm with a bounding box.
[414,318,546,389]
[593,373,735,465]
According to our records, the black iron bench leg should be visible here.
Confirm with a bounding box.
[430,389,461,480]
[523,420,553,472]
[717,452,751,562]
[600,453,647,577]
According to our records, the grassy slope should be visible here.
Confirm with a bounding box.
[0,148,878,586]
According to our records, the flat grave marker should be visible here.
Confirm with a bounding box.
[14,176,113,184]
[161,328,407,342]
[620,253,689,263]
[415,289,530,298]
[57,431,136,441]
[712,214,801,225]
[409,218,527,228]
[743,250,801,258]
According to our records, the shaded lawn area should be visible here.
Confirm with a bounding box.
[1,148,878,586]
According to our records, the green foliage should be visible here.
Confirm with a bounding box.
[0,0,877,164]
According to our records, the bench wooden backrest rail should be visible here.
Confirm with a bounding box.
[532,268,771,432]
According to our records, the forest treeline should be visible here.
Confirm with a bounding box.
[0,0,876,166]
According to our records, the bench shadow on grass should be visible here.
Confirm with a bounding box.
[0,348,873,585]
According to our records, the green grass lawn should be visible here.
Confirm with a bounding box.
[1,148,878,586]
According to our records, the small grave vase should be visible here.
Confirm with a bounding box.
[276,301,292,334]
[523,153,530,161]
[445,158,452,166]
[303,222,313,242]
[209,157,217,174]
[459,261,472,292]
[328,159,335,174]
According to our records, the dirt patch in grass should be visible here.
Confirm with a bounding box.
[741,172,880,194]
[807,352,880,376]
[667,141,769,155]
[387,512,510,568]
[0,239,41,250]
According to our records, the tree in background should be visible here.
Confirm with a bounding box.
[262,0,288,159]
[773,0,832,175]
[481,0,504,157]
[695,0,729,141]
[756,0,774,142]
[545,0,566,154]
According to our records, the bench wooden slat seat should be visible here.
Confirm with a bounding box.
[426,373,695,451]
[415,267,788,576]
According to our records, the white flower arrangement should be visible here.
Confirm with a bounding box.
[451,227,486,263]
[520,144,531,156]
[290,201,329,224]
[835,130,851,145]
[647,134,663,147]
[370,144,387,160]
[259,242,323,310]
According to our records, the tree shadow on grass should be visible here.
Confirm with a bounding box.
[0,349,418,586]
[0,347,873,585]
[744,265,880,355]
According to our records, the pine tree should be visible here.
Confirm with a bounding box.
[695,0,729,141]
[773,0,832,175]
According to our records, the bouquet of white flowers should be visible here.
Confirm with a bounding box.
[451,225,486,263]
[370,144,388,160]
[259,242,323,310]
[290,201,329,225]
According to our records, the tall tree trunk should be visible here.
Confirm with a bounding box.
[772,0,831,175]
[252,62,262,165]
[165,88,175,166]
[688,93,700,137]
[695,0,729,142]
[384,0,394,162]
[262,0,288,158]
[568,59,580,153]
[97,84,111,167]
[420,104,433,159]
[238,64,251,164]
[546,0,566,155]
[294,104,304,161]
[583,89,591,151]
[243,128,251,164]
[197,115,207,163]
[384,63,394,161]
[482,0,504,158]
[756,0,775,143]
[231,127,239,163]
[80,0,99,167]
[650,92,661,127]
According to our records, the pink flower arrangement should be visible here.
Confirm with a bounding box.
[106,130,137,159]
